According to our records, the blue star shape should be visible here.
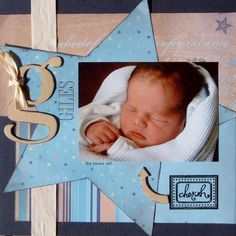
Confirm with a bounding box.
[216,17,232,34]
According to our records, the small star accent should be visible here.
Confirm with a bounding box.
[216,17,232,34]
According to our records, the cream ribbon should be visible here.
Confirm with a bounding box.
[31,0,57,236]
[0,51,28,109]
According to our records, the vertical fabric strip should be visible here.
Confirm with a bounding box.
[90,182,93,222]
[78,180,88,221]
[58,184,64,221]
[100,191,116,222]
[31,0,57,236]
[16,123,31,221]
[31,0,57,51]
[14,122,20,221]
[97,188,100,222]
[92,183,98,222]
[64,182,71,222]
[70,181,79,221]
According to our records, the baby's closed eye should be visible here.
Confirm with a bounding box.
[127,106,136,113]
[151,116,168,123]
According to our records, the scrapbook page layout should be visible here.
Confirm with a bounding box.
[0,0,236,235]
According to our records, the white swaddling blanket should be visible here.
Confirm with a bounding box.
[79,64,218,161]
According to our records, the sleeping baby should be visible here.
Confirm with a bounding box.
[79,63,205,156]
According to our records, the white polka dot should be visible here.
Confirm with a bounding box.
[47,163,51,167]
[111,192,115,197]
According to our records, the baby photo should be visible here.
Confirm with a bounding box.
[79,62,218,162]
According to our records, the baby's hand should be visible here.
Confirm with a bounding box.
[85,120,120,145]
[88,143,113,154]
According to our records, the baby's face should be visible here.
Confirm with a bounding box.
[120,77,185,148]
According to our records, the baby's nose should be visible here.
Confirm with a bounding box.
[134,115,147,128]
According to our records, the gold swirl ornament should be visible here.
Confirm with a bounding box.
[139,167,169,204]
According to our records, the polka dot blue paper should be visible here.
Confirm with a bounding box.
[2,1,160,234]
